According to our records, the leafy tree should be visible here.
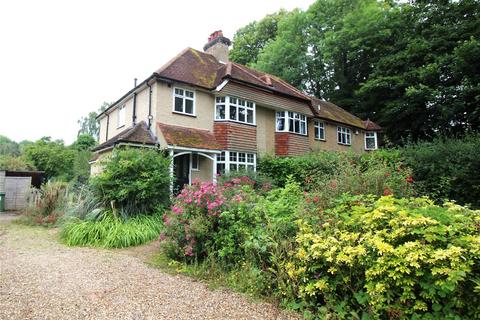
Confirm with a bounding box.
[229,10,288,66]
[72,134,96,151]
[77,102,110,140]
[23,137,75,180]
[0,155,36,171]
[0,135,20,156]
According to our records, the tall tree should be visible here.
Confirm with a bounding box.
[77,102,110,140]
[229,10,288,66]
[0,135,20,156]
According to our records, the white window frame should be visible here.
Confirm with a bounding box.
[275,111,307,135]
[191,153,199,171]
[173,87,195,116]
[365,131,378,150]
[216,151,256,174]
[117,104,126,128]
[337,126,352,145]
[215,96,256,125]
[314,120,326,140]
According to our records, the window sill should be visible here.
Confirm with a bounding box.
[172,111,196,118]
[276,131,308,137]
[117,124,125,129]
[214,119,256,127]
[314,138,326,142]
[337,142,352,146]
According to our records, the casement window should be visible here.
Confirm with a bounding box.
[173,87,195,115]
[314,121,325,140]
[117,105,126,128]
[216,151,256,174]
[215,96,255,125]
[365,131,378,150]
[276,111,307,135]
[191,153,199,170]
[337,126,352,145]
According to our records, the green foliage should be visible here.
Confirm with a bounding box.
[61,212,163,248]
[229,10,288,66]
[90,148,171,218]
[77,102,110,140]
[23,137,75,180]
[0,135,20,156]
[288,195,480,319]
[0,154,36,171]
[71,134,96,151]
[231,0,480,144]
[258,151,415,202]
[402,134,480,208]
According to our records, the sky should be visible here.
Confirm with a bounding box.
[0,0,313,144]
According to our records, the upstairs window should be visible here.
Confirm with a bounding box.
[314,121,325,140]
[337,126,351,145]
[191,153,199,170]
[365,132,378,150]
[173,87,195,115]
[117,104,126,128]
[215,96,255,124]
[276,111,307,135]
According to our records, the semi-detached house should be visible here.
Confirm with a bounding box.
[91,31,381,191]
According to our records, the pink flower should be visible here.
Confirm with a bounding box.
[172,205,183,215]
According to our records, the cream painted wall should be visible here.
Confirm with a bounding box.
[256,106,276,156]
[309,120,366,153]
[190,155,214,182]
[153,82,214,140]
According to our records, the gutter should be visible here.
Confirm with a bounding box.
[132,78,137,125]
[147,80,153,129]
[105,114,110,141]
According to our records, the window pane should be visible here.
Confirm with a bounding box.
[320,128,325,140]
[300,121,306,134]
[276,118,285,131]
[217,163,225,174]
[247,165,254,172]
[185,90,194,98]
[239,152,246,163]
[216,105,225,119]
[238,108,246,122]
[230,97,237,104]
[230,164,237,171]
[175,88,183,95]
[174,97,183,112]
[238,164,246,171]
[185,99,194,114]
[229,152,237,162]
[366,137,376,149]
[315,126,319,139]
[247,109,254,124]
[338,132,342,143]
[289,119,294,132]
[294,120,300,133]
[229,105,237,121]
[247,154,254,163]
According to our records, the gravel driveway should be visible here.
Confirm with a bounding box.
[0,214,298,320]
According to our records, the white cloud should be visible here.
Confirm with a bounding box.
[0,0,313,144]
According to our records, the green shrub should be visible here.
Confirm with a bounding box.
[287,195,480,319]
[402,135,480,208]
[90,148,171,218]
[258,151,415,204]
[23,181,69,226]
[61,211,163,248]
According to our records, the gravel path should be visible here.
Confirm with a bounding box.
[0,214,299,320]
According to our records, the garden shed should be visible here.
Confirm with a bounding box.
[0,170,44,211]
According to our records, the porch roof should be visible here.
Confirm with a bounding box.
[157,123,222,151]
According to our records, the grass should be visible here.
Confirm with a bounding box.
[60,213,164,248]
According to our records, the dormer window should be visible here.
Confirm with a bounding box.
[215,96,255,125]
[173,87,195,116]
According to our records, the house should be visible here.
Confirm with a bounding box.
[91,31,381,190]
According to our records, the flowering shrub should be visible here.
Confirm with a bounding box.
[287,195,480,319]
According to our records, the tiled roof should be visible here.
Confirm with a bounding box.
[155,48,309,101]
[364,119,382,131]
[92,121,157,152]
[310,97,368,129]
[157,123,222,150]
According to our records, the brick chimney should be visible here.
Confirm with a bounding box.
[203,30,231,63]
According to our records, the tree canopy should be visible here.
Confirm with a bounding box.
[229,0,480,144]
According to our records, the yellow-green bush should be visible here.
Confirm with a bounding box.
[287,195,480,319]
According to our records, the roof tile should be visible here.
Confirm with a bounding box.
[157,123,221,150]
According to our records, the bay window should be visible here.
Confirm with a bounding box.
[276,111,307,135]
[337,126,351,145]
[314,121,325,140]
[215,96,255,125]
[216,151,256,174]
[365,132,378,150]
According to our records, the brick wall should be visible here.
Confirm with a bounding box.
[275,132,310,156]
[214,122,257,152]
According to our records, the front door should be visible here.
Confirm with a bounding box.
[173,154,190,194]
